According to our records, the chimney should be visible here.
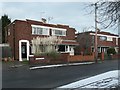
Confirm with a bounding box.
[97,28,100,32]
[41,18,47,23]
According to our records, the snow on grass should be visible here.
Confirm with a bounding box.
[58,70,119,88]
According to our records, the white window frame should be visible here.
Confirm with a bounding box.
[52,28,66,36]
[31,25,49,35]
[116,38,118,45]
[8,29,10,36]
[107,37,113,41]
[31,25,67,36]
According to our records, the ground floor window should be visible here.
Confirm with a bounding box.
[91,47,109,53]
[58,45,65,52]
[58,45,75,55]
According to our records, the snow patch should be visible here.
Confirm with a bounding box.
[58,70,119,88]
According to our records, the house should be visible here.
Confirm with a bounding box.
[75,31,119,55]
[5,19,78,61]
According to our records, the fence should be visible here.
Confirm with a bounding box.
[0,44,13,61]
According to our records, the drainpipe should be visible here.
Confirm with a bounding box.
[13,22,15,60]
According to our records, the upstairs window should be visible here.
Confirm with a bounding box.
[107,37,113,41]
[52,29,66,36]
[99,36,107,41]
[31,25,49,35]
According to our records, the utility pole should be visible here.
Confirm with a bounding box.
[94,3,98,63]
[118,3,120,37]
[13,22,15,61]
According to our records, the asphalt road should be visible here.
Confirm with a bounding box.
[2,60,119,89]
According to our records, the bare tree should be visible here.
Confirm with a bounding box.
[31,36,63,55]
[90,0,120,29]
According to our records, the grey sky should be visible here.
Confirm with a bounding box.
[1,2,118,34]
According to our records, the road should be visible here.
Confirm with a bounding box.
[2,60,119,89]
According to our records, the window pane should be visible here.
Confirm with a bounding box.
[53,30,66,36]
[100,36,107,41]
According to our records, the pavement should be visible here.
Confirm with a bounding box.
[2,60,95,69]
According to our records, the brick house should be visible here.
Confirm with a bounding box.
[5,19,78,61]
[75,31,119,55]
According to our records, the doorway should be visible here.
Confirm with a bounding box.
[19,40,29,61]
[21,42,27,59]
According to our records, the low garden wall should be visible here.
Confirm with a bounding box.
[68,53,94,62]
[29,52,107,65]
[29,52,98,65]
[29,53,69,65]
[112,53,120,59]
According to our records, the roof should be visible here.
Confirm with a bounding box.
[9,19,76,31]
[76,31,119,37]
[61,40,79,45]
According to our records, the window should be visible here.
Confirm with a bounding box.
[8,29,10,36]
[116,38,118,45]
[92,36,94,45]
[52,29,66,36]
[70,47,71,51]
[32,27,37,34]
[32,27,43,35]
[32,25,49,35]
[99,36,107,41]
[65,46,68,51]
[107,37,113,41]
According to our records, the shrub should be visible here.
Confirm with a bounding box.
[107,48,116,55]
[47,51,60,60]
[33,51,60,62]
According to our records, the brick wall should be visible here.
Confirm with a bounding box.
[68,53,94,62]
[28,52,108,65]
[7,23,14,59]
[29,53,69,64]
[112,54,120,59]
[98,37,118,47]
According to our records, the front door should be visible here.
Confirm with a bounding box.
[21,42,27,59]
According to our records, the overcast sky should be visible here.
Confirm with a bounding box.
[1,1,118,34]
